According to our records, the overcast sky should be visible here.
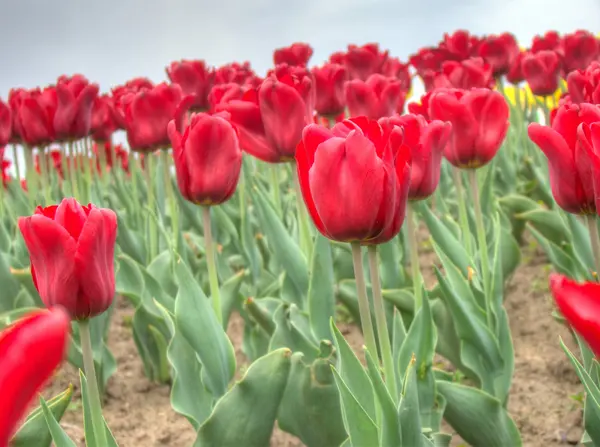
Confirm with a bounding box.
[1,0,599,97]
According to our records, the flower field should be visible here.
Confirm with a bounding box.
[2,29,600,447]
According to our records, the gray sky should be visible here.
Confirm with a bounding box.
[1,0,599,96]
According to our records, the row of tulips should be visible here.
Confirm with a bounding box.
[1,29,600,447]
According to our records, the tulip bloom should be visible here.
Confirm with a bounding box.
[15,88,56,146]
[345,43,389,81]
[576,121,600,214]
[218,65,314,162]
[528,103,600,214]
[385,114,452,200]
[409,47,448,81]
[521,51,561,96]
[0,308,71,446]
[345,74,403,119]
[440,30,480,61]
[295,116,411,245]
[273,42,313,67]
[123,83,191,152]
[478,33,520,76]
[8,88,27,143]
[214,62,262,87]
[531,31,562,54]
[166,60,215,111]
[0,99,11,147]
[54,75,99,141]
[429,88,509,169]
[18,198,117,320]
[311,63,348,118]
[381,57,412,91]
[111,77,154,129]
[506,51,526,85]
[550,274,600,357]
[562,30,599,73]
[168,113,242,205]
[91,94,118,142]
[435,57,494,90]
[408,91,434,120]
[567,62,600,104]
[208,83,246,111]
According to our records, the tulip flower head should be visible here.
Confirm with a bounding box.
[0,308,71,446]
[0,99,12,147]
[478,32,520,76]
[166,60,215,112]
[311,63,348,118]
[428,88,509,169]
[562,30,599,73]
[91,94,118,142]
[521,50,562,97]
[550,274,600,358]
[345,74,404,119]
[273,42,314,67]
[53,74,100,141]
[295,116,411,245]
[344,43,389,81]
[528,103,600,215]
[168,112,242,205]
[18,198,118,320]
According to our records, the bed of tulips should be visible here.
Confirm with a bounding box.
[2,28,600,447]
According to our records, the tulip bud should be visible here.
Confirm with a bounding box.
[91,94,118,142]
[15,88,56,146]
[521,51,561,97]
[295,116,411,245]
[428,88,509,169]
[54,74,100,141]
[18,198,118,320]
[528,103,600,214]
[0,308,71,445]
[311,63,348,118]
[168,113,242,205]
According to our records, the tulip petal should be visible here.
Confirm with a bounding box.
[168,119,190,199]
[54,198,89,241]
[18,215,79,313]
[468,90,509,164]
[74,208,117,318]
[0,308,70,445]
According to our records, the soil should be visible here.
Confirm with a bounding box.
[42,234,583,447]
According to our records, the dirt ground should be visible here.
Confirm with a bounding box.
[42,236,583,447]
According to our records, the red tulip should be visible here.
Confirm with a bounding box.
[311,63,348,118]
[8,88,28,143]
[329,51,346,65]
[0,100,11,147]
[531,31,562,54]
[429,88,509,169]
[166,60,215,111]
[408,91,434,120]
[576,121,600,214]
[478,33,520,76]
[506,51,526,85]
[440,30,481,61]
[435,57,494,90]
[409,47,448,79]
[521,50,561,96]
[214,62,262,87]
[528,103,600,214]
[385,114,452,200]
[0,308,71,446]
[273,42,313,67]
[123,83,191,152]
[218,66,314,162]
[15,88,56,147]
[381,57,412,91]
[111,77,154,129]
[345,74,403,119]
[93,142,129,173]
[567,62,600,104]
[1,158,10,188]
[18,198,117,320]
[91,94,118,142]
[168,112,242,205]
[550,274,600,357]
[562,30,599,73]
[295,116,411,245]
[345,43,389,81]
[208,83,246,111]
[54,75,99,141]
[35,149,64,179]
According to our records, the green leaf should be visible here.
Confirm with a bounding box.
[399,356,423,447]
[195,348,292,447]
[147,250,178,297]
[331,367,379,447]
[277,353,347,447]
[174,260,235,398]
[39,397,77,447]
[220,269,247,327]
[437,381,521,447]
[308,234,335,342]
[331,320,376,421]
[270,304,320,361]
[516,208,568,244]
[79,371,119,447]
[565,213,595,278]
[12,385,74,447]
[0,252,21,312]
[252,185,308,306]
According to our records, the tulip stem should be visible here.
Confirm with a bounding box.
[145,153,158,262]
[468,169,493,329]
[97,141,108,185]
[452,167,473,256]
[12,144,21,181]
[23,146,38,211]
[407,203,423,311]
[161,150,179,255]
[292,162,313,260]
[67,141,81,201]
[82,139,93,203]
[78,319,108,447]
[39,147,53,206]
[202,206,223,325]
[367,245,398,399]
[270,164,282,217]
[350,243,378,363]
[586,215,600,281]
